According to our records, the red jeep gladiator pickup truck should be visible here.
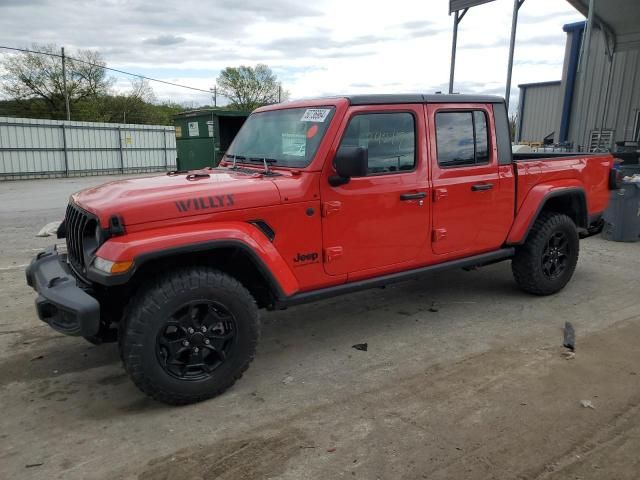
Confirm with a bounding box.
[27,94,616,405]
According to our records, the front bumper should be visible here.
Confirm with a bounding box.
[26,246,100,337]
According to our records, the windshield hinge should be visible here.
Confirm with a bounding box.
[322,201,342,217]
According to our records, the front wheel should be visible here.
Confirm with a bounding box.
[512,212,580,296]
[119,267,259,405]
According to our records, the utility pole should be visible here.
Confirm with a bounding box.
[210,87,217,107]
[278,84,282,103]
[448,8,468,94]
[61,47,71,121]
[505,0,525,110]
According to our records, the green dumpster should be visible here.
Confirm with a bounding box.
[174,109,249,171]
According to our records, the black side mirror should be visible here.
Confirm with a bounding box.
[329,146,368,186]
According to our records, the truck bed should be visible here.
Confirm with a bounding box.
[513,153,613,217]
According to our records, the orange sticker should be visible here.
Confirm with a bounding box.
[306,124,319,139]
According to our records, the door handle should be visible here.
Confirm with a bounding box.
[400,192,427,201]
[471,183,494,192]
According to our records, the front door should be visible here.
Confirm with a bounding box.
[427,104,511,256]
[320,105,430,276]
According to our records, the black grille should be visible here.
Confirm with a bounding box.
[65,202,97,272]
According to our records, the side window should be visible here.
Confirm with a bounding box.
[474,111,489,163]
[435,110,490,167]
[340,112,415,174]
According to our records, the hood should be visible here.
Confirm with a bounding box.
[72,170,281,226]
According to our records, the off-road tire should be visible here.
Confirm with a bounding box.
[119,267,259,405]
[512,212,579,296]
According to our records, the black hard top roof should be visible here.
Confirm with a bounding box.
[345,94,504,105]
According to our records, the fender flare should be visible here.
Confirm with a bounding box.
[507,184,588,245]
[87,221,299,298]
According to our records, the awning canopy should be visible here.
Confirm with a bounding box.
[566,0,640,50]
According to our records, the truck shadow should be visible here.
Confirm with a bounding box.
[8,262,533,412]
[0,337,119,387]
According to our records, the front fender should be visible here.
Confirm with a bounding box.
[507,181,586,245]
[91,221,299,297]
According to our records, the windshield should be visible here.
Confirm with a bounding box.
[225,107,335,168]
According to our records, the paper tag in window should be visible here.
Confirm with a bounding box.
[301,108,330,122]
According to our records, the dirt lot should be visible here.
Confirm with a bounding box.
[1,175,639,480]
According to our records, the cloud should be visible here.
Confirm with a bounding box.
[263,20,441,58]
[1,0,45,5]
[143,35,186,46]
[460,39,506,50]
[0,0,583,111]
[519,11,579,25]
[519,35,567,46]
[264,32,390,57]
[400,20,445,38]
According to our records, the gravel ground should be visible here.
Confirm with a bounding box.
[0,174,639,480]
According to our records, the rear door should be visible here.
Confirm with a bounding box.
[320,104,430,276]
[427,103,512,256]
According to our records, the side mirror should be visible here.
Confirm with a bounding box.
[329,146,368,186]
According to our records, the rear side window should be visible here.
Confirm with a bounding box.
[339,112,415,174]
[435,110,490,167]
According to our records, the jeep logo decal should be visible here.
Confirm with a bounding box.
[293,252,319,264]
[175,194,235,213]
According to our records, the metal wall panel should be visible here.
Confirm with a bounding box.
[569,27,640,150]
[518,83,562,143]
[0,117,177,180]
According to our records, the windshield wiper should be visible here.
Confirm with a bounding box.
[248,157,278,174]
[225,154,246,169]
[224,154,279,174]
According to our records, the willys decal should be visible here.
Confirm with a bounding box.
[175,194,235,213]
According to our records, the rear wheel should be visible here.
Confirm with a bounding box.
[512,212,579,295]
[119,267,259,405]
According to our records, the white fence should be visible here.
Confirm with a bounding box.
[0,117,177,180]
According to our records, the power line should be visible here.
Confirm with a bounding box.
[0,45,216,95]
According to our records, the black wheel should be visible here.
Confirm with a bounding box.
[119,267,259,405]
[512,212,579,296]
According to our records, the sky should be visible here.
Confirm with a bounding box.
[0,0,585,112]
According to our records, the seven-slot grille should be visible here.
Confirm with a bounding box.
[65,202,95,272]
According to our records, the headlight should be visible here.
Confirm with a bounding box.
[93,257,114,273]
[93,256,133,274]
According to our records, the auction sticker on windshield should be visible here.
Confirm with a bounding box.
[301,108,331,122]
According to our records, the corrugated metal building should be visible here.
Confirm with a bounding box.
[0,117,177,180]
[564,21,640,151]
[517,1,640,152]
[516,81,562,143]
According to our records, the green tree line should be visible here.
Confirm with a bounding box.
[0,44,287,124]
[0,44,186,124]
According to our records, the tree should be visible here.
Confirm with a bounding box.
[0,43,112,119]
[129,78,156,104]
[74,79,182,125]
[509,113,518,141]
[216,64,285,111]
